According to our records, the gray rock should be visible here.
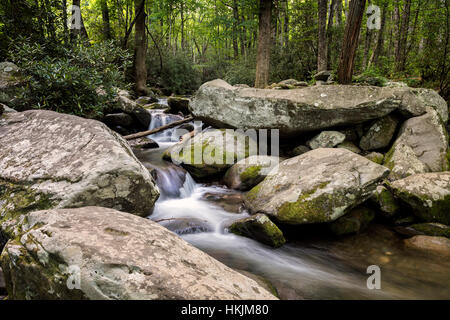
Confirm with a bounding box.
[314,71,332,81]
[0,110,160,238]
[117,95,151,129]
[398,88,448,123]
[337,141,361,154]
[388,172,450,224]
[229,213,286,247]
[168,96,190,115]
[329,206,375,236]
[279,79,308,87]
[407,223,450,238]
[373,185,400,218]
[307,131,346,149]
[384,109,448,180]
[223,155,280,191]
[0,62,24,106]
[290,145,311,157]
[190,80,402,137]
[104,113,134,128]
[164,128,256,179]
[244,148,390,224]
[359,115,398,150]
[0,103,16,113]
[365,152,384,165]
[0,207,276,300]
[135,95,158,105]
[127,137,159,149]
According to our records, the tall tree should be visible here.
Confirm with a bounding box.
[317,0,328,72]
[255,0,273,88]
[395,0,412,72]
[368,1,387,68]
[100,0,112,40]
[337,0,366,84]
[70,0,89,41]
[134,0,148,95]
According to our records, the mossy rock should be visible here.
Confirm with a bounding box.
[365,152,384,165]
[329,206,375,236]
[374,185,400,218]
[229,214,286,248]
[408,223,450,238]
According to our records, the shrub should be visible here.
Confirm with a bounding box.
[8,39,132,118]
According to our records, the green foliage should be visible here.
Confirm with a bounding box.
[147,51,201,95]
[8,39,131,118]
[353,67,388,87]
[224,55,256,86]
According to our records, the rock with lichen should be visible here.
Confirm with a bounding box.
[373,185,401,218]
[0,110,160,239]
[365,152,385,165]
[359,115,398,151]
[407,223,450,238]
[0,207,277,300]
[229,213,286,247]
[244,148,389,225]
[223,155,280,191]
[307,131,346,149]
[388,172,450,224]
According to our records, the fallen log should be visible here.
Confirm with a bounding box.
[124,116,194,140]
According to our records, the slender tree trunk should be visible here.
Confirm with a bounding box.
[100,0,112,40]
[134,0,148,95]
[336,0,343,25]
[337,0,366,84]
[62,0,69,44]
[327,0,337,69]
[255,0,273,88]
[369,2,387,68]
[283,0,289,46]
[395,0,411,72]
[232,0,239,59]
[70,0,89,41]
[181,2,185,50]
[317,0,328,72]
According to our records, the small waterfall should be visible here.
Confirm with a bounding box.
[147,110,184,143]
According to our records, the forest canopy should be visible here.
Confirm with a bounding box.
[0,0,448,101]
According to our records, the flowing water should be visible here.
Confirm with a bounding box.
[133,103,450,300]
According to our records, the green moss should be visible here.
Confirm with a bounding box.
[366,153,385,165]
[410,223,450,238]
[377,186,400,216]
[246,184,262,201]
[240,165,262,182]
[329,207,375,236]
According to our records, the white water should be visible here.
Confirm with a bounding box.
[134,104,450,300]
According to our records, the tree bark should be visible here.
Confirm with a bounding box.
[326,0,337,68]
[70,0,89,41]
[317,0,328,72]
[133,0,148,95]
[395,0,411,72]
[368,2,387,68]
[337,0,366,84]
[232,0,239,59]
[62,0,69,44]
[100,0,112,40]
[255,0,273,88]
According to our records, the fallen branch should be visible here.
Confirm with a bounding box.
[124,116,194,140]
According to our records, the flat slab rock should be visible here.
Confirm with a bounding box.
[0,110,160,237]
[0,207,277,300]
[190,79,447,137]
[244,148,390,224]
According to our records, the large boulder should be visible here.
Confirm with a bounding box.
[168,96,190,115]
[244,148,389,224]
[190,80,402,137]
[115,95,151,129]
[388,172,450,224]
[191,80,448,137]
[0,207,276,300]
[163,129,256,179]
[229,214,286,248]
[404,235,450,256]
[384,109,448,180]
[0,110,160,238]
[223,155,280,191]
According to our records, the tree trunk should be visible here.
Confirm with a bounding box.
[317,0,328,72]
[336,0,343,25]
[133,0,148,95]
[326,0,337,68]
[255,0,273,88]
[395,0,411,72]
[62,0,69,44]
[100,0,112,40]
[368,2,387,68]
[232,0,239,59]
[283,0,289,46]
[70,0,89,41]
[181,2,185,50]
[337,0,366,84]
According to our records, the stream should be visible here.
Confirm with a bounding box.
[132,100,450,300]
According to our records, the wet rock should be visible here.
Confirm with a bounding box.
[290,145,311,157]
[0,207,277,300]
[307,131,346,149]
[104,112,134,127]
[404,235,450,256]
[235,270,279,298]
[337,141,361,154]
[164,129,255,179]
[244,148,389,225]
[407,223,450,238]
[135,95,158,105]
[202,192,246,213]
[160,217,211,235]
[365,152,384,165]
[373,186,400,218]
[329,206,376,236]
[0,110,160,239]
[229,214,286,248]
[384,110,448,180]
[223,155,280,191]
[168,96,190,115]
[127,137,159,149]
[359,115,398,151]
[388,172,450,224]
[190,80,402,137]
